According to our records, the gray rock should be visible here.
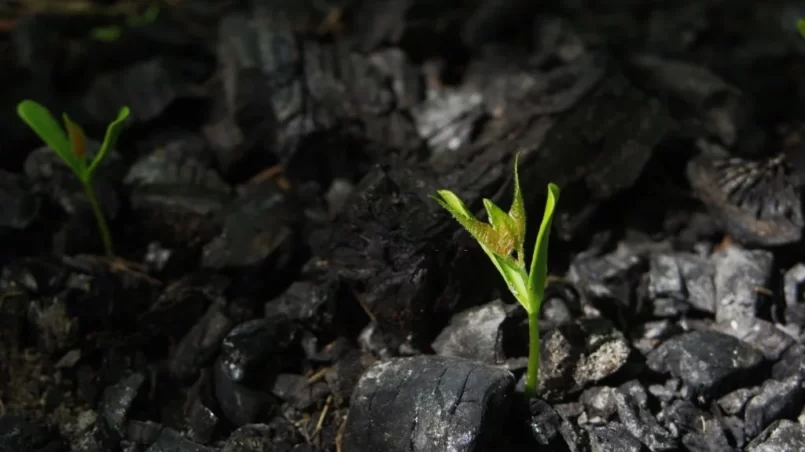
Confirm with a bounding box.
[745,376,805,439]
[431,299,509,364]
[746,420,805,452]
[646,330,764,397]
[711,244,773,324]
[343,355,514,452]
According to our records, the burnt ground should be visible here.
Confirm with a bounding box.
[2,0,805,451]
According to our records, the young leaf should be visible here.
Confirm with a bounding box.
[17,100,84,174]
[508,153,526,258]
[63,114,88,161]
[431,191,510,255]
[485,250,530,308]
[482,198,516,256]
[88,106,130,178]
[526,183,560,312]
[798,19,805,40]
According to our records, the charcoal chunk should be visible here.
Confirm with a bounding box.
[773,343,805,380]
[746,420,805,452]
[711,243,773,324]
[648,252,716,313]
[661,400,733,452]
[718,388,760,417]
[687,153,804,246]
[627,55,749,147]
[589,423,643,452]
[101,373,146,438]
[201,180,301,270]
[218,316,297,383]
[124,136,231,246]
[614,389,677,451]
[431,299,509,364]
[324,161,479,347]
[213,357,273,427]
[411,86,484,155]
[646,330,763,398]
[144,428,214,452]
[0,169,40,232]
[0,415,64,452]
[712,318,794,361]
[744,376,805,439]
[82,58,202,124]
[783,263,805,328]
[343,355,514,452]
[169,302,235,382]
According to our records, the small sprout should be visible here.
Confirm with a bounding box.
[432,153,560,398]
[798,19,805,40]
[17,100,130,257]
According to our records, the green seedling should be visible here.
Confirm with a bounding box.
[798,19,805,40]
[17,100,130,258]
[432,153,559,398]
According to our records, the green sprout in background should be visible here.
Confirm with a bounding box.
[17,100,130,258]
[798,19,805,40]
[432,153,559,398]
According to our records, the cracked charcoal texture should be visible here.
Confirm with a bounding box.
[342,355,514,452]
[646,330,764,398]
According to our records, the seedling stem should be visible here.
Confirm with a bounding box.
[432,153,559,398]
[16,100,130,257]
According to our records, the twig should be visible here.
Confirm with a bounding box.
[313,395,333,446]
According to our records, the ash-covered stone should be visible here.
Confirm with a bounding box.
[538,318,630,400]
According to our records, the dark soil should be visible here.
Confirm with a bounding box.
[2,1,805,451]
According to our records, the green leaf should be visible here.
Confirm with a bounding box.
[87,106,130,178]
[91,25,123,42]
[432,190,510,256]
[17,100,84,175]
[798,19,805,40]
[482,198,516,255]
[508,152,526,258]
[486,250,529,309]
[525,183,560,313]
